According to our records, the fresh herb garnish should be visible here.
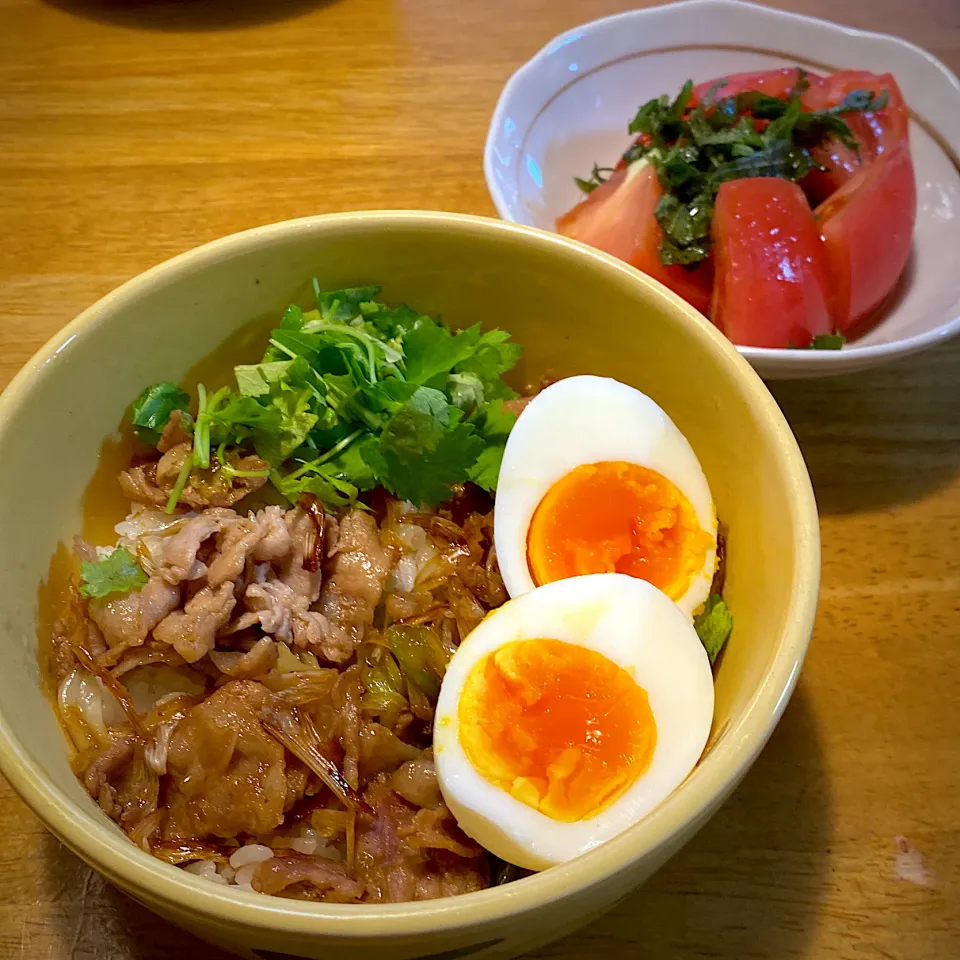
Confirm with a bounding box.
[810,332,846,350]
[135,287,522,512]
[693,593,733,663]
[577,72,889,265]
[79,547,148,599]
[574,164,615,195]
[130,382,191,445]
[788,332,847,350]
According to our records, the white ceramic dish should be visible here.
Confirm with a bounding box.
[485,0,960,379]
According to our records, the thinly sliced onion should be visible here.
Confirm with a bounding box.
[151,840,230,865]
[57,670,98,753]
[144,721,178,775]
[260,704,365,812]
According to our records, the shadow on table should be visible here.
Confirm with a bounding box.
[769,341,960,515]
[532,683,832,960]
[42,0,338,32]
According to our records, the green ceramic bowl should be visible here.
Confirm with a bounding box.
[0,211,819,960]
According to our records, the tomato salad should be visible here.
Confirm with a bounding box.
[558,69,915,349]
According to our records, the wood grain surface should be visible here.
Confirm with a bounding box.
[1,0,958,957]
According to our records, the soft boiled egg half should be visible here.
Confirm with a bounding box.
[433,574,714,870]
[494,376,718,617]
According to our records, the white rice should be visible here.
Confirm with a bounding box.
[183,860,227,884]
[232,863,261,888]
[229,844,275,870]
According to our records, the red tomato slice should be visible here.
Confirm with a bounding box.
[616,70,825,171]
[556,163,712,315]
[816,146,916,334]
[692,67,824,105]
[711,178,833,348]
[802,71,910,204]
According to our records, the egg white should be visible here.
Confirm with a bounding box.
[494,376,718,617]
[433,573,715,871]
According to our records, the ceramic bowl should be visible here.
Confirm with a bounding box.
[485,0,960,379]
[0,211,819,960]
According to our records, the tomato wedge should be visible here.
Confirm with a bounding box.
[557,163,713,314]
[560,67,916,347]
[711,178,833,348]
[816,146,916,334]
[693,67,824,105]
[801,71,910,204]
[616,69,826,172]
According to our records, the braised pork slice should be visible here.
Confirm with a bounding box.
[118,463,169,508]
[157,409,193,453]
[83,733,136,817]
[153,582,235,663]
[280,507,323,601]
[120,448,269,510]
[207,515,264,587]
[332,665,363,791]
[50,584,108,683]
[390,756,443,810]
[359,724,419,785]
[237,577,302,640]
[88,576,181,651]
[319,511,391,657]
[164,680,286,839]
[209,637,278,680]
[160,509,236,585]
[355,778,489,902]
[252,505,292,562]
[252,853,364,902]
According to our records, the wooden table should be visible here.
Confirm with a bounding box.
[1,0,958,957]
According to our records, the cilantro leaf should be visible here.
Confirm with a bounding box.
[268,329,323,365]
[693,594,733,663]
[316,285,382,321]
[131,382,191,445]
[465,400,517,492]
[206,394,284,447]
[468,444,505,491]
[403,319,481,385]
[279,304,305,330]
[79,547,148,599]
[235,361,293,397]
[131,288,522,512]
[328,434,381,490]
[365,302,425,338]
[453,328,522,399]
[379,387,451,460]
[272,467,359,510]
[378,423,485,506]
[447,372,484,411]
[475,398,517,440]
[253,387,318,466]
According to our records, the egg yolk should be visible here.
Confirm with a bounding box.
[527,461,711,600]
[458,638,656,822]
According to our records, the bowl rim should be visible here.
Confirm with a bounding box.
[0,210,820,938]
[483,0,960,369]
